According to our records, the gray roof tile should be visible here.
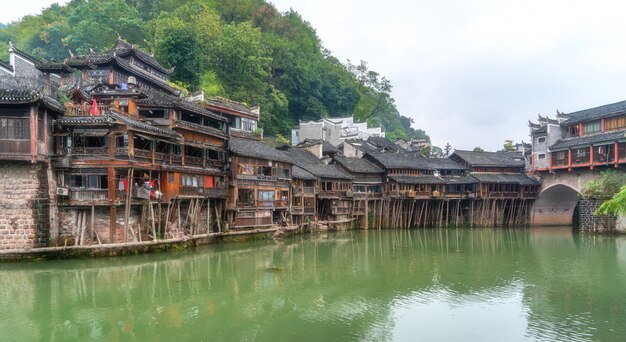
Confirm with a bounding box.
[333,155,384,174]
[560,100,626,125]
[452,150,525,168]
[229,137,293,163]
[550,130,626,150]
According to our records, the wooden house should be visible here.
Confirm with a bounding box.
[450,150,539,227]
[280,147,353,224]
[291,166,318,225]
[37,38,179,96]
[450,150,539,199]
[530,102,626,172]
[204,96,260,138]
[364,151,443,199]
[227,137,293,228]
[37,41,230,244]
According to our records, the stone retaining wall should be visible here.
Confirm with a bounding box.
[0,162,51,249]
[577,199,617,232]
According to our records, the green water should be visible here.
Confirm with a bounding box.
[1,228,625,341]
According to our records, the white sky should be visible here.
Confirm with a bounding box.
[4,0,626,150]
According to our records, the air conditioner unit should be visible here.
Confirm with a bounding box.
[57,188,69,196]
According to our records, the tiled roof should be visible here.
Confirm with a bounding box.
[284,148,352,180]
[0,88,63,112]
[441,175,477,184]
[452,150,525,168]
[177,99,227,122]
[138,88,227,122]
[550,130,626,150]
[531,126,547,135]
[292,165,318,180]
[333,155,384,174]
[388,175,443,185]
[41,95,64,112]
[367,136,405,152]
[365,151,434,170]
[342,139,375,153]
[560,100,626,125]
[470,173,540,186]
[56,116,112,125]
[229,137,292,163]
[207,97,258,117]
[0,60,13,72]
[427,158,466,171]
[0,88,39,103]
[113,39,173,75]
[36,61,75,73]
[9,43,40,64]
[322,140,339,154]
[136,88,177,107]
[112,56,179,94]
[108,111,180,139]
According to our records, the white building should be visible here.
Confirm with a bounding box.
[291,116,384,146]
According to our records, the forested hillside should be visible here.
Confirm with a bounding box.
[0,0,428,141]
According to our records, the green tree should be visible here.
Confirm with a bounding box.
[473,147,485,152]
[155,18,202,89]
[581,170,626,199]
[503,140,515,152]
[596,186,626,216]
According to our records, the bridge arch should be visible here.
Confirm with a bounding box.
[531,183,580,226]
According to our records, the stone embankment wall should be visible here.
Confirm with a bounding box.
[0,162,50,249]
[577,199,617,232]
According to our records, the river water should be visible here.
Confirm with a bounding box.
[1,228,625,341]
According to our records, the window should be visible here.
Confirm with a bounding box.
[556,151,566,160]
[576,149,586,157]
[538,154,546,160]
[605,116,626,131]
[583,122,601,134]
[568,125,579,136]
[537,136,546,144]
[258,190,274,201]
[0,117,29,140]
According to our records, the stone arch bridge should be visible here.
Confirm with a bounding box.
[531,169,611,226]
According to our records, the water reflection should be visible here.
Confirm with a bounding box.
[0,228,625,341]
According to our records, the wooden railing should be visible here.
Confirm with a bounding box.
[64,104,113,117]
[353,192,382,198]
[487,192,520,198]
[69,188,108,202]
[58,146,108,156]
[303,207,315,215]
[184,155,204,167]
[291,206,304,214]
[180,186,228,198]
[134,148,152,160]
[331,207,350,215]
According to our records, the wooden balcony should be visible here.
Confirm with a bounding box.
[293,186,316,196]
[486,192,521,198]
[179,186,228,198]
[69,188,108,202]
[64,104,113,117]
[331,207,350,215]
[353,192,382,198]
[291,206,304,214]
[58,146,108,157]
[133,148,152,161]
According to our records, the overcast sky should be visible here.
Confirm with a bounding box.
[4,1,626,151]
